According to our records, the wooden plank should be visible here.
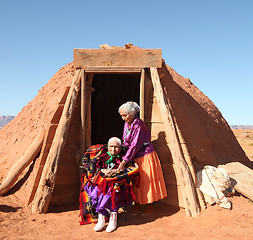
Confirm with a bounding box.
[84,66,142,73]
[49,183,80,206]
[27,165,45,206]
[81,70,86,156]
[67,105,81,126]
[60,145,80,165]
[73,49,162,69]
[161,162,176,173]
[146,96,164,123]
[28,144,80,205]
[161,184,184,207]
[28,88,71,205]
[161,194,184,207]
[58,87,70,104]
[150,67,200,218]
[27,127,53,205]
[163,163,195,187]
[147,87,203,208]
[51,105,64,124]
[65,124,81,145]
[173,119,198,185]
[85,74,93,149]
[54,165,80,185]
[44,124,58,145]
[153,142,173,164]
[219,162,253,201]
[139,68,145,121]
[149,122,167,142]
[163,172,178,185]
[31,69,82,214]
[38,144,51,165]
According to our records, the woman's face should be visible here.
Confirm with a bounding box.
[119,109,134,125]
[108,140,121,155]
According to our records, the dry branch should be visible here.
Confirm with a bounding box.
[0,129,45,195]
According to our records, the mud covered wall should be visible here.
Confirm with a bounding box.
[158,62,252,171]
[0,63,75,205]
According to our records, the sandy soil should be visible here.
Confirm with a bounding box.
[0,195,252,240]
[1,129,252,240]
[232,129,253,162]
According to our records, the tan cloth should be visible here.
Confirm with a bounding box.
[197,165,233,209]
[134,151,167,204]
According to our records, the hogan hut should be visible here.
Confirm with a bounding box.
[0,44,252,218]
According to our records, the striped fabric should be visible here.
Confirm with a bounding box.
[79,145,139,225]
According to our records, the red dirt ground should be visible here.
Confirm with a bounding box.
[0,194,252,240]
[0,129,252,239]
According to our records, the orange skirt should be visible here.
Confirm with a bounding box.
[134,151,167,204]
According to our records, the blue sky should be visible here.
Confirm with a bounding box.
[0,0,252,125]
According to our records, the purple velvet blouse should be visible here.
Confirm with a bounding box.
[122,117,155,163]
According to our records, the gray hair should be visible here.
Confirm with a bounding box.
[118,101,140,115]
[108,137,122,147]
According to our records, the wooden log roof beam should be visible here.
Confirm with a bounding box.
[73,49,162,72]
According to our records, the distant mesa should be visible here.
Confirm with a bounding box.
[230,125,253,130]
[0,115,15,129]
[0,115,252,130]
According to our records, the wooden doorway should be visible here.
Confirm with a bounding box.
[91,73,140,145]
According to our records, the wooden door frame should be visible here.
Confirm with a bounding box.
[80,69,145,155]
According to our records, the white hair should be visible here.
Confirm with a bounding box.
[108,137,122,147]
[118,101,140,116]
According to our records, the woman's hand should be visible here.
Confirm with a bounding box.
[102,169,110,175]
[102,169,117,177]
[117,161,127,171]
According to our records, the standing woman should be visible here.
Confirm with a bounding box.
[118,101,167,215]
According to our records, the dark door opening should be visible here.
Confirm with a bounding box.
[91,73,140,144]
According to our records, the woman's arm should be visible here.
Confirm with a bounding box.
[122,123,145,163]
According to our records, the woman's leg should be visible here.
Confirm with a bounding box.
[106,211,118,232]
[140,203,154,216]
[94,213,106,231]
[127,202,141,216]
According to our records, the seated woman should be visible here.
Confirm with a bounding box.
[79,137,138,233]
